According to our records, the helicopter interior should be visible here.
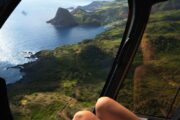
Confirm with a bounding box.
[0,0,179,120]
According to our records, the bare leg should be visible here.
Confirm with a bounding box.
[95,97,140,120]
[73,111,99,120]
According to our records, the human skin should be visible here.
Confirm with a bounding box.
[73,97,140,120]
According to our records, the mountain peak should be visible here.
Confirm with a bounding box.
[47,7,78,27]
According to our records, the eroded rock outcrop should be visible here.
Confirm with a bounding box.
[47,7,78,27]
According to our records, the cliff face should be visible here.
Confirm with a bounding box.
[77,1,110,12]
[47,7,78,27]
[47,1,128,26]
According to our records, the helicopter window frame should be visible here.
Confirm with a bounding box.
[1,0,178,120]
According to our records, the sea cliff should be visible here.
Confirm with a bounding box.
[47,7,78,27]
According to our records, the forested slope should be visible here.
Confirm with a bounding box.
[8,0,180,119]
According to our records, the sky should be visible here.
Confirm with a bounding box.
[19,0,114,8]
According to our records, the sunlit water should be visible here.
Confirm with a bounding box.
[0,0,112,83]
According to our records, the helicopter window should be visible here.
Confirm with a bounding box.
[0,0,128,119]
[117,0,180,118]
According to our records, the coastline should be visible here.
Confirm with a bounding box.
[1,0,128,84]
[7,24,107,85]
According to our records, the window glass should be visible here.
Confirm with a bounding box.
[117,0,180,118]
[0,0,128,119]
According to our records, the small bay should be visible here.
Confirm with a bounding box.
[0,0,108,83]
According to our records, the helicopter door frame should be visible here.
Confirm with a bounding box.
[0,0,21,28]
[0,0,23,119]
[0,0,174,120]
[100,0,167,99]
[99,0,169,119]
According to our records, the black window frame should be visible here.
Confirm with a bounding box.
[1,0,176,120]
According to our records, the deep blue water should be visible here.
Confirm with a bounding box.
[0,0,109,83]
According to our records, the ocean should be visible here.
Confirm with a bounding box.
[0,0,112,83]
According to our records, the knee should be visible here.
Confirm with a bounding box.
[73,111,88,120]
[73,111,95,120]
[95,97,113,113]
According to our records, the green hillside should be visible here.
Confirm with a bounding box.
[118,9,180,116]
[8,1,180,120]
[8,26,122,120]
[72,0,128,25]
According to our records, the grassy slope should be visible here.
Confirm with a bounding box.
[8,2,180,120]
[118,9,180,116]
[8,26,122,119]
[72,1,128,25]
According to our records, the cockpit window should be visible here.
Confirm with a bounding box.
[117,0,180,118]
[0,0,128,119]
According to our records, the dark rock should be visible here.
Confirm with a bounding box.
[47,7,78,27]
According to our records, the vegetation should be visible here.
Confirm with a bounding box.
[72,0,128,25]
[8,0,180,120]
[8,24,122,119]
[118,7,180,117]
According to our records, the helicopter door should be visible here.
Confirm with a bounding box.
[113,0,180,119]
